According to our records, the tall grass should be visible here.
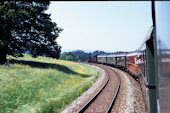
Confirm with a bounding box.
[0,55,98,113]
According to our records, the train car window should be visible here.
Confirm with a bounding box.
[155,2,170,113]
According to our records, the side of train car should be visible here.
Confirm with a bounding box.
[97,52,141,79]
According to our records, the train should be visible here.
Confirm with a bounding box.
[88,1,170,113]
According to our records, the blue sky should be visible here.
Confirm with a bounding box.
[46,1,152,52]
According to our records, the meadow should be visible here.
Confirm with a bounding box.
[0,54,98,113]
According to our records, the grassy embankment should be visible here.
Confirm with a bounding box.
[0,54,98,113]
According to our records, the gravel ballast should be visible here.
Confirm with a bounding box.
[60,64,106,113]
[111,68,146,113]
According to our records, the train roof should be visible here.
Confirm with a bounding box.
[97,54,107,57]
[126,51,137,56]
[137,26,153,52]
[98,52,127,57]
[97,50,146,57]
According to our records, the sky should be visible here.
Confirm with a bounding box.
[46,1,152,53]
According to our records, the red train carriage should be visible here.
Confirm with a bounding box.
[126,55,139,75]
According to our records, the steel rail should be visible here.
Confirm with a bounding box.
[77,65,110,113]
[106,67,121,113]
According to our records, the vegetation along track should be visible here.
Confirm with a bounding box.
[77,64,120,113]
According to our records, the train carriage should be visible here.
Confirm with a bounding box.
[126,51,140,75]
[97,55,107,64]
[88,55,97,63]
[116,53,126,69]
[106,54,116,66]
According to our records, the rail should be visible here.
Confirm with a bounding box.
[77,64,120,113]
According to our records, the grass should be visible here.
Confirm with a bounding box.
[0,54,98,113]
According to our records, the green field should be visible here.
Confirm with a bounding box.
[0,54,98,113]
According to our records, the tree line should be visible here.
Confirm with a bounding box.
[60,50,112,62]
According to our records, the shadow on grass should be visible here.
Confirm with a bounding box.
[9,59,90,77]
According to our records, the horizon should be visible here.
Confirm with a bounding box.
[61,49,128,54]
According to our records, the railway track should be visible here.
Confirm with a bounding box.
[77,64,120,113]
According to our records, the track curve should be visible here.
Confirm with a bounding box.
[77,63,120,113]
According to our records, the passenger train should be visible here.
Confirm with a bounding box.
[88,1,170,113]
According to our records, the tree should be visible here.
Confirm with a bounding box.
[0,1,63,64]
[60,52,67,60]
[66,55,74,61]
